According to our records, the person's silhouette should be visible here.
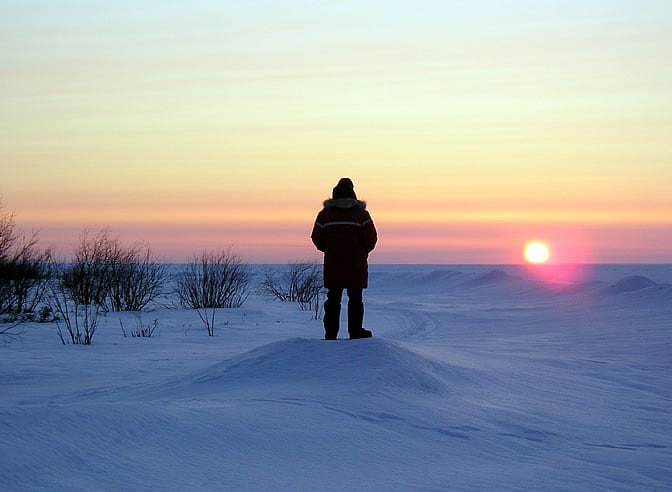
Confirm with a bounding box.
[311,178,377,340]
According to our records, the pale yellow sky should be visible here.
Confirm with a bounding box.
[2,1,671,262]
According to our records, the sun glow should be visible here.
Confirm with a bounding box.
[524,241,551,264]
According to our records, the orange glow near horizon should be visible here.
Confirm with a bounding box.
[12,207,670,264]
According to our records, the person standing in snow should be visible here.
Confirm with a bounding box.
[311,178,378,340]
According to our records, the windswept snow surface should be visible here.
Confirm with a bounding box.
[1,264,671,491]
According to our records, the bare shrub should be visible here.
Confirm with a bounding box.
[259,261,323,318]
[175,249,250,336]
[50,230,115,345]
[0,234,54,320]
[50,228,166,344]
[60,229,166,312]
[0,200,54,325]
[61,230,116,308]
[51,264,102,345]
[120,316,159,338]
[0,200,15,260]
[107,245,166,312]
[0,322,22,342]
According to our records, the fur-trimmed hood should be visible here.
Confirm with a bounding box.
[323,198,367,210]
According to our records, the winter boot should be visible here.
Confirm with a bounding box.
[349,328,372,339]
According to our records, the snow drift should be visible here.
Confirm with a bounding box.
[162,338,468,398]
[607,275,657,293]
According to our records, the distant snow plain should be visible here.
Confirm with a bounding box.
[1,264,671,491]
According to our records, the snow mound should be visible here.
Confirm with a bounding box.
[371,269,465,291]
[607,275,657,293]
[409,269,465,286]
[163,338,459,398]
[461,269,517,287]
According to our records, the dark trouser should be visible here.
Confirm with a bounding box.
[323,288,364,339]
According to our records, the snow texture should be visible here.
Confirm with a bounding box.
[1,264,671,491]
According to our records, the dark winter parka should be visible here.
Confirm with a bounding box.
[311,197,377,289]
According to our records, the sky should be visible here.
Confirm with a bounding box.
[2,0,671,263]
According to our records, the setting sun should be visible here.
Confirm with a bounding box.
[525,241,551,264]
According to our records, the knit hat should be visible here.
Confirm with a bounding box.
[332,177,357,199]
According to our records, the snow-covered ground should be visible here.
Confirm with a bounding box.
[1,264,671,491]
